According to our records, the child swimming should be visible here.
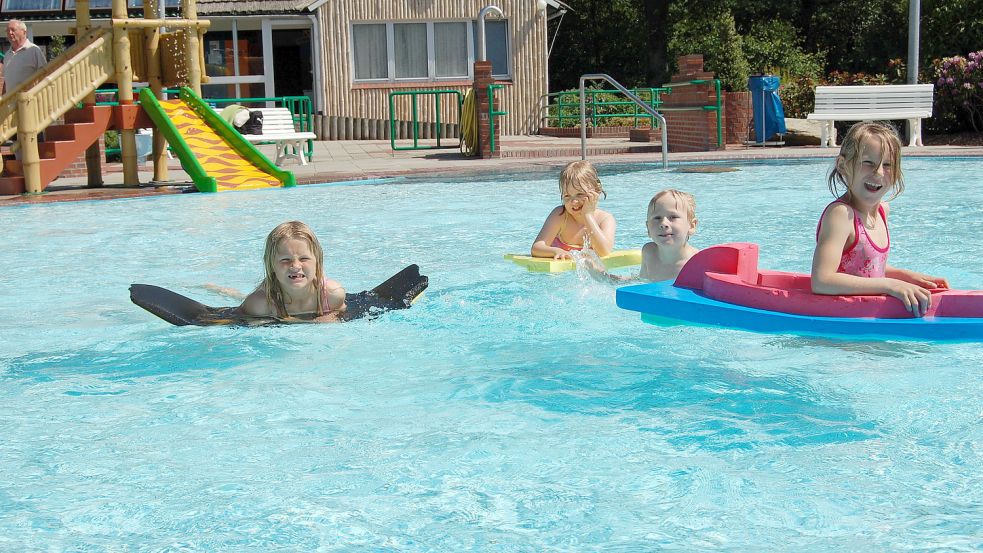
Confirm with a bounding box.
[811,121,948,317]
[531,160,616,259]
[585,188,699,284]
[639,189,700,281]
[239,221,347,321]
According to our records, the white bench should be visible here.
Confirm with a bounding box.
[806,84,934,147]
[240,107,317,165]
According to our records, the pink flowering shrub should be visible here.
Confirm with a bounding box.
[934,51,983,132]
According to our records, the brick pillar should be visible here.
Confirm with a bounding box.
[724,91,752,145]
[663,54,722,152]
[473,61,500,159]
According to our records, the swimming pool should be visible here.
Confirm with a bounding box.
[2,158,982,549]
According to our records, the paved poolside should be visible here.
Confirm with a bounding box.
[2,135,981,205]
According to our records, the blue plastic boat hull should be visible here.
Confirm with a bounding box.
[617,280,983,342]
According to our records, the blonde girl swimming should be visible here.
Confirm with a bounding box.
[531,160,617,259]
[240,221,347,321]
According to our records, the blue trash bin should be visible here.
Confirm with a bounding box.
[747,75,787,143]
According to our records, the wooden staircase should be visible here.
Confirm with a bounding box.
[0,105,113,195]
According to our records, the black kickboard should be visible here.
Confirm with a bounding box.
[130,264,427,326]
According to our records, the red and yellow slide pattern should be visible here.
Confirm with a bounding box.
[159,99,282,191]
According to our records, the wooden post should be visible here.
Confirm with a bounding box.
[77,0,104,187]
[17,96,42,194]
[112,0,139,185]
[182,0,202,95]
[144,0,168,181]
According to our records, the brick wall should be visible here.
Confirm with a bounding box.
[662,55,723,153]
[538,126,632,138]
[724,91,752,145]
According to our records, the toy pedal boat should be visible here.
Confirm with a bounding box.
[616,243,983,341]
[505,249,641,273]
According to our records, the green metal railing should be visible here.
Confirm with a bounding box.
[487,84,508,153]
[658,79,723,148]
[388,90,463,151]
[95,88,316,161]
[543,87,669,129]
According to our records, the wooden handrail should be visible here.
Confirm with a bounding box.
[0,27,114,142]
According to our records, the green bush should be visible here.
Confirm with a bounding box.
[668,8,750,92]
[743,20,825,79]
[777,74,819,118]
[546,86,666,128]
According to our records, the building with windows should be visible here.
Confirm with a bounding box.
[1,0,569,137]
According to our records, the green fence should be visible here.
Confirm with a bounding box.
[543,87,670,128]
[487,84,508,153]
[387,89,463,151]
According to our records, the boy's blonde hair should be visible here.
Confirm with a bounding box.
[262,221,325,317]
[828,121,905,199]
[558,160,606,199]
[649,188,697,222]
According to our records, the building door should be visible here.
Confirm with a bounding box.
[272,29,313,99]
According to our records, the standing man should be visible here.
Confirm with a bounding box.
[3,19,45,95]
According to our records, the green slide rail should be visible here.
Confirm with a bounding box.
[138,87,295,192]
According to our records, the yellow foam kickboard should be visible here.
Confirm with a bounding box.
[504,249,642,273]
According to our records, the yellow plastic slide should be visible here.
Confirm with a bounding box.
[140,87,294,192]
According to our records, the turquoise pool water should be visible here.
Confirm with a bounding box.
[2,158,982,550]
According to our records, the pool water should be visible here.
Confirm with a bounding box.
[2,158,982,550]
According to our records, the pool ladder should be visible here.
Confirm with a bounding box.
[579,74,668,169]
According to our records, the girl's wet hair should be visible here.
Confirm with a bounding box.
[828,121,905,199]
[262,221,325,317]
[649,188,697,222]
[558,160,606,199]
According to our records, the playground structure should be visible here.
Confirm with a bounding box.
[0,0,292,195]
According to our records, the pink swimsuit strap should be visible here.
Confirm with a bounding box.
[551,236,583,251]
[816,200,889,278]
[552,211,584,251]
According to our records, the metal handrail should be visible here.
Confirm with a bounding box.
[541,87,669,129]
[579,73,668,169]
[487,83,507,153]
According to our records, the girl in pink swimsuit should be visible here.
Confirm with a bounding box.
[531,160,617,260]
[811,122,948,317]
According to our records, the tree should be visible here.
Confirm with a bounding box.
[668,1,750,91]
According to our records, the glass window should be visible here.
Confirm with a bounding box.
[352,19,509,83]
[63,0,181,7]
[393,23,426,79]
[352,24,387,80]
[237,30,263,76]
[472,20,509,77]
[201,83,237,100]
[204,31,234,77]
[3,0,61,10]
[434,22,467,78]
[66,0,110,8]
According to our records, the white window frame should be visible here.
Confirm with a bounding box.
[350,19,511,84]
[202,18,265,99]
